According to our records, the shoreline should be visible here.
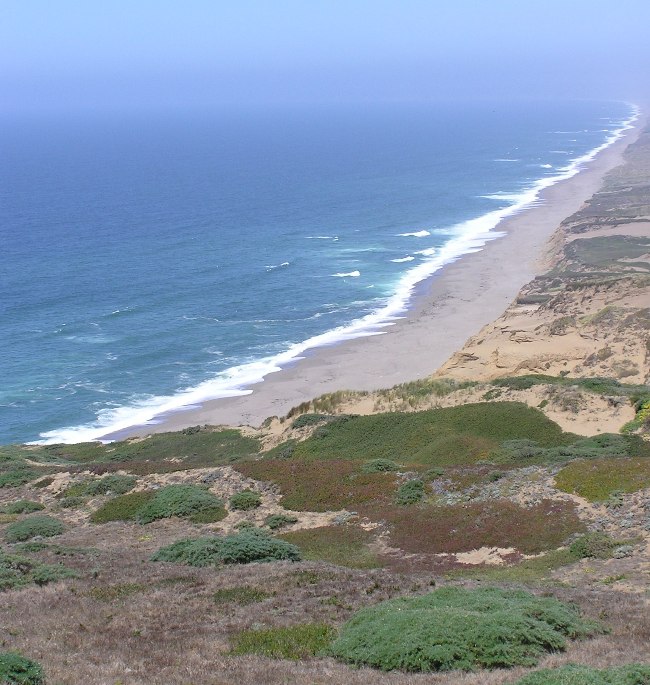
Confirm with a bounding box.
[104,115,642,440]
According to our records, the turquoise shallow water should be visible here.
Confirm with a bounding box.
[0,100,635,444]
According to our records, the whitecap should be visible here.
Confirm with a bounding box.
[494,158,519,162]
[391,256,415,263]
[397,230,430,237]
[331,271,361,277]
[266,261,290,271]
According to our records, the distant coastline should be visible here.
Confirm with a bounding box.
[101,107,642,441]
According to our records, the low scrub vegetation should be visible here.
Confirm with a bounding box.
[0,467,38,488]
[515,663,650,684]
[65,474,137,498]
[555,457,650,501]
[0,501,44,515]
[395,479,425,505]
[236,459,396,512]
[0,427,260,475]
[5,515,65,543]
[329,587,602,672]
[265,514,298,530]
[135,484,226,524]
[89,485,227,525]
[89,490,155,523]
[151,529,301,566]
[213,586,273,606]
[384,499,584,555]
[229,489,262,511]
[282,403,574,465]
[362,458,401,473]
[279,525,380,569]
[569,532,625,560]
[0,547,76,590]
[0,652,45,685]
[230,623,335,660]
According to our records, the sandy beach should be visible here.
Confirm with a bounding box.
[108,118,643,439]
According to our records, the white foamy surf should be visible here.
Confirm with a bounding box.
[398,230,430,237]
[37,105,639,444]
[332,271,361,278]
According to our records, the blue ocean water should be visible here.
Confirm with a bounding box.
[0,100,636,444]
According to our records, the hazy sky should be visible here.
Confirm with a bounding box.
[2,1,649,110]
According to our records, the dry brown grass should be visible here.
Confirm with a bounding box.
[1,505,648,685]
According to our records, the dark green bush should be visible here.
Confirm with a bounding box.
[0,547,76,591]
[569,533,620,559]
[1,501,44,515]
[265,514,298,530]
[291,414,335,429]
[0,468,37,489]
[395,479,425,505]
[329,587,602,672]
[5,515,64,543]
[188,505,227,524]
[58,496,85,509]
[362,459,401,473]
[422,467,446,479]
[515,663,650,684]
[218,529,300,564]
[90,491,154,523]
[135,485,224,524]
[31,477,54,489]
[83,474,137,496]
[230,623,335,660]
[151,529,301,566]
[0,652,45,684]
[229,489,262,511]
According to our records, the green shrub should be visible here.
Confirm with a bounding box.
[90,491,154,523]
[555,457,650,501]
[265,514,298,530]
[291,413,335,429]
[329,587,602,672]
[569,533,620,559]
[31,477,54,489]
[5,515,64,543]
[362,459,401,473]
[58,496,85,509]
[0,548,76,591]
[188,505,227,524]
[151,529,301,566]
[422,467,446,479]
[31,563,77,586]
[0,468,37,489]
[0,652,45,684]
[1,501,44,515]
[229,489,262,511]
[283,403,573,466]
[395,479,425,505]
[230,623,335,660]
[219,529,300,564]
[515,663,650,684]
[135,485,224,524]
[213,586,273,605]
[83,474,137,496]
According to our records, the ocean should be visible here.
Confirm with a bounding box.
[0,100,636,444]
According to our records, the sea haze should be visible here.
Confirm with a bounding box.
[0,100,635,444]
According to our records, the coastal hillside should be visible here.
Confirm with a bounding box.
[1,132,649,683]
